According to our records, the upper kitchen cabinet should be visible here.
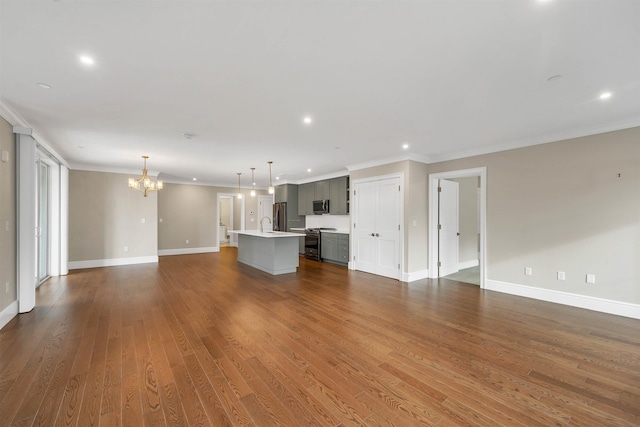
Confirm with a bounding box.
[330,176,349,215]
[315,180,330,200]
[274,184,288,203]
[298,182,315,215]
[298,176,349,215]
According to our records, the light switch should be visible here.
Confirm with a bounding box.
[557,271,565,280]
[159,218,163,223]
[586,274,596,284]
[412,220,417,227]
[525,267,533,276]
[1,150,8,163]
[141,218,146,224]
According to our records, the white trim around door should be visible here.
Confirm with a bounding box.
[428,167,487,288]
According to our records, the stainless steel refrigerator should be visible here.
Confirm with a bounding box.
[273,202,287,231]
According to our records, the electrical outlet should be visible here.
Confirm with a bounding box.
[159,218,163,223]
[124,246,128,252]
[185,239,189,244]
[525,267,533,276]
[557,271,565,280]
[586,274,596,284]
[141,218,146,224]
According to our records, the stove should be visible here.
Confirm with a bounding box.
[304,228,336,260]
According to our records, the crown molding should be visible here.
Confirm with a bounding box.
[426,119,640,164]
[0,97,70,168]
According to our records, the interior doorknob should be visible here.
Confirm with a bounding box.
[371,233,375,236]
[375,233,379,237]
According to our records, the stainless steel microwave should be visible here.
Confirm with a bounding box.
[313,199,330,215]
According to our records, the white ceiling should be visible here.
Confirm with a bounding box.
[1,0,639,188]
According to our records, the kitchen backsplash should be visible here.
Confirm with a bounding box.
[305,215,350,230]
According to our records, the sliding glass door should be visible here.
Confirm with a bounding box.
[36,160,50,284]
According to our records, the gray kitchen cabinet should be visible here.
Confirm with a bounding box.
[315,180,330,200]
[274,184,286,203]
[321,233,349,265]
[298,182,315,215]
[337,233,349,263]
[329,176,348,215]
[273,183,304,229]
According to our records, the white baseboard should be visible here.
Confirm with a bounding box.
[68,255,159,270]
[403,269,429,283]
[485,279,640,320]
[0,300,19,330]
[458,259,479,270]
[158,247,218,256]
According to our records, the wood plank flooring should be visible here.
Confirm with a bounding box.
[1,248,639,426]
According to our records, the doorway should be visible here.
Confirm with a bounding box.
[217,193,245,248]
[429,168,486,288]
[218,195,233,247]
[258,195,273,231]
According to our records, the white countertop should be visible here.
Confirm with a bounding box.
[320,229,350,235]
[228,230,302,238]
[288,228,350,234]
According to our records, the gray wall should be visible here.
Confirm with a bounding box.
[68,170,158,262]
[428,127,640,304]
[0,117,16,313]
[158,182,268,251]
[450,177,479,265]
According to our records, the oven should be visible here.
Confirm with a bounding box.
[304,228,321,260]
[304,228,337,261]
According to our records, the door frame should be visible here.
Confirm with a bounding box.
[350,172,404,280]
[428,167,486,288]
[257,195,273,231]
[216,193,245,248]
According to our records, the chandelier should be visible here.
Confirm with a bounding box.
[128,155,163,197]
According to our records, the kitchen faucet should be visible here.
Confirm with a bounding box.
[260,216,271,233]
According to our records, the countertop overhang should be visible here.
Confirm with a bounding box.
[228,230,302,238]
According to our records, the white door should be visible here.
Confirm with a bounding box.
[258,195,273,231]
[353,181,377,274]
[353,177,401,279]
[438,179,459,277]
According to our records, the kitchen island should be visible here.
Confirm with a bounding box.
[228,230,301,275]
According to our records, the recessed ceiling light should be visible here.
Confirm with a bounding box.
[547,75,563,82]
[192,178,197,181]
[402,143,409,149]
[599,92,612,100]
[307,168,312,172]
[182,133,193,139]
[79,55,95,66]
[36,83,51,89]
[303,116,312,125]
[335,146,341,150]
[275,176,280,180]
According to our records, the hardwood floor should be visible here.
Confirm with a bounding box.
[1,248,639,426]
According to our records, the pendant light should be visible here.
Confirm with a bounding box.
[267,161,274,194]
[250,167,256,197]
[236,172,243,199]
